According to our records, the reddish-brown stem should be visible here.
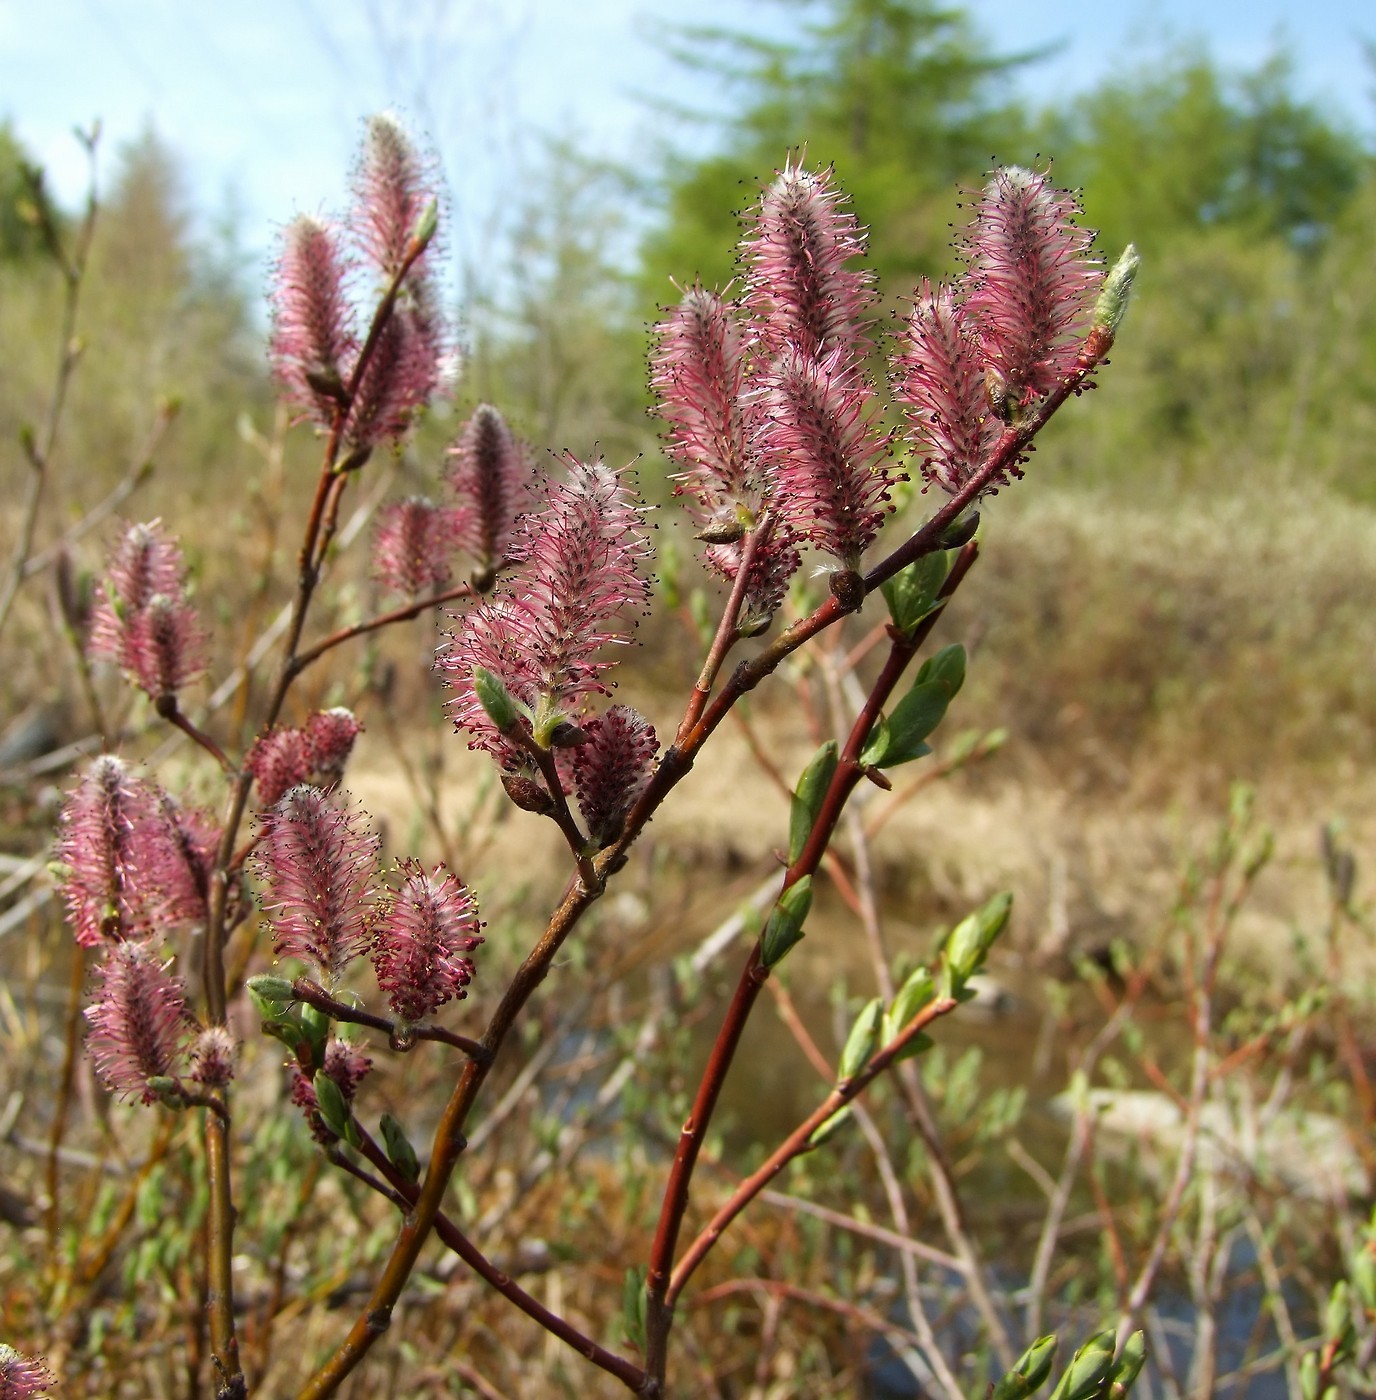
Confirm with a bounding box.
[297,875,604,1399]
[676,515,771,744]
[345,1118,649,1391]
[641,543,977,1385]
[291,977,489,1060]
[157,696,234,773]
[668,993,960,1302]
[288,579,480,677]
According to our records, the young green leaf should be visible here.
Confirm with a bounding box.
[880,550,951,634]
[838,997,882,1082]
[380,1112,420,1184]
[761,876,813,968]
[861,644,966,768]
[789,741,838,864]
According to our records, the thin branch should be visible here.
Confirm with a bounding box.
[291,977,488,1060]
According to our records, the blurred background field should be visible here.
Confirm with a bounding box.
[2,2,1376,1394]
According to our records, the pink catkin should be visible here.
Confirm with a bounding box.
[962,166,1102,402]
[255,786,379,984]
[88,521,206,701]
[269,214,357,429]
[753,346,893,570]
[372,859,483,1024]
[441,457,652,759]
[651,285,753,513]
[372,495,455,598]
[446,403,534,573]
[342,297,442,451]
[742,158,876,364]
[85,940,193,1105]
[56,756,207,946]
[568,705,658,846]
[352,114,437,279]
[895,281,999,495]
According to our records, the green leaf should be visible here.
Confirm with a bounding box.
[880,550,951,634]
[760,877,813,968]
[808,1104,853,1147]
[992,1334,1058,1400]
[380,1113,420,1184]
[882,965,936,1055]
[789,741,838,864]
[943,892,1013,988]
[861,644,966,768]
[838,997,882,1082]
[300,1002,331,1067]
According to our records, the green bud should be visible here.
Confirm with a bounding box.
[622,1266,647,1351]
[1349,1246,1376,1310]
[838,997,883,1083]
[380,1112,420,1184]
[944,891,1013,987]
[1048,1329,1115,1400]
[1105,1332,1147,1399]
[247,974,297,1017]
[992,1334,1058,1400]
[789,741,839,864]
[1299,1351,1320,1400]
[1325,1282,1354,1355]
[472,665,521,735]
[146,1076,186,1110]
[414,197,440,248]
[882,965,937,1064]
[312,1070,350,1142]
[761,876,813,968]
[1093,245,1140,338]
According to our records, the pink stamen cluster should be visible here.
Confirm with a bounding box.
[255,786,379,984]
[439,456,652,770]
[897,166,1103,494]
[84,940,194,1105]
[269,115,444,453]
[245,709,362,807]
[55,756,215,945]
[372,859,483,1024]
[445,403,535,580]
[653,158,892,602]
[372,496,455,598]
[369,403,534,598]
[563,705,659,847]
[655,161,1108,589]
[87,520,206,702]
[0,1345,55,1399]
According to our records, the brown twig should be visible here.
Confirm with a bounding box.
[290,978,488,1060]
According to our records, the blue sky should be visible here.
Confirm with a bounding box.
[2,0,1371,276]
